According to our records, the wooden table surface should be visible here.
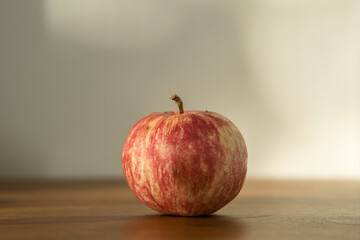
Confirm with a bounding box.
[0,179,359,240]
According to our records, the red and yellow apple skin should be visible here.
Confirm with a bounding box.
[122,110,247,216]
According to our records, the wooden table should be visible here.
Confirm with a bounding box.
[0,179,359,240]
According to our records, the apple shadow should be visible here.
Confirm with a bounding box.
[123,214,247,240]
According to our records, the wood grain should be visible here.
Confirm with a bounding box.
[0,179,359,240]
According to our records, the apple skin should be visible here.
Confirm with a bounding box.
[122,110,247,216]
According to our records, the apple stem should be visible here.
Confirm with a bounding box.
[171,94,184,114]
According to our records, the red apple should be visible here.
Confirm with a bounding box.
[122,94,247,216]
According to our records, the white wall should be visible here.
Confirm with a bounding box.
[0,0,359,179]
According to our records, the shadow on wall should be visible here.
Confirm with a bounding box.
[0,0,275,179]
[0,136,47,178]
[0,0,48,178]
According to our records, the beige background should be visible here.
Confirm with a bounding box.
[0,0,359,179]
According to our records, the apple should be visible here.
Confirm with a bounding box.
[122,94,247,216]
